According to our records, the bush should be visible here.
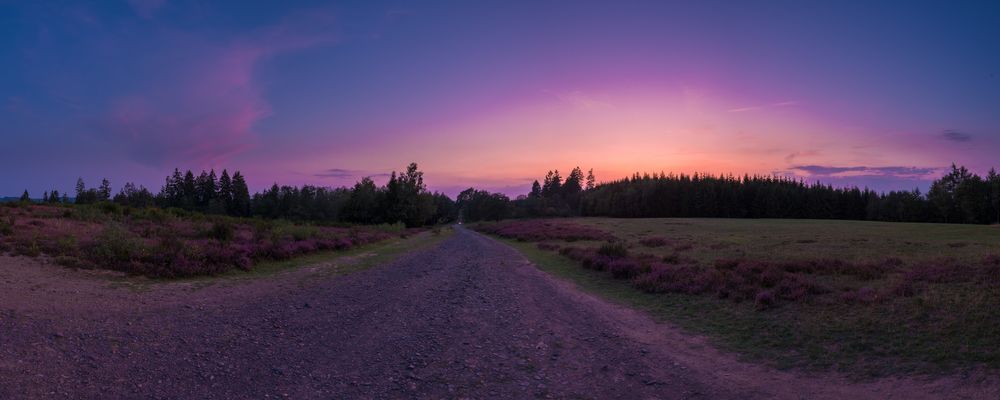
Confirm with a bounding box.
[206,220,236,242]
[0,215,13,236]
[133,207,171,223]
[56,235,79,256]
[638,236,670,248]
[475,220,616,242]
[597,241,628,259]
[98,202,123,216]
[608,258,646,279]
[89,224,144,272]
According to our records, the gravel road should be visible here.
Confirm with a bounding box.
[2,227,996,399]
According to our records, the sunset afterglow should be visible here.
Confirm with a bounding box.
[2,1,997,196]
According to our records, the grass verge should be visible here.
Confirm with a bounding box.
[497,234,998,378]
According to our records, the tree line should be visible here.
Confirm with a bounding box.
[17,162,1000,225]
[50,163,456,227]
[509,164,1000,224]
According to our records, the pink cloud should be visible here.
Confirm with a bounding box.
[99,10,337,168]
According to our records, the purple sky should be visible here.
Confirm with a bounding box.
[2,1,999,197]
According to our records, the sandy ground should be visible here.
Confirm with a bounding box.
[1,226,997,399]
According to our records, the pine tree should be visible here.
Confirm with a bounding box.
[218,169,234,214]
[989,168,1000,224]
[19,190,30,203]
[562,167,583,197]
[586,169,596,190]
[75,178,85,198]
[182,170,196,209]
[231,171,250,217]
[530,180,542,198]
[99,179,111,201]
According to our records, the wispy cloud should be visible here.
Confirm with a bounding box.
[314,168,391,179]
[789,165,939,178]
[728,100,799,113]
[784,150,819,164]
[97,9,338,168]
[315,168,358,178]
[941,129,972,142]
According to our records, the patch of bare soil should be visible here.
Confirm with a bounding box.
[0,227,996,399]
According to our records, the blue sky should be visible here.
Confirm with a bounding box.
[2,1,998,197]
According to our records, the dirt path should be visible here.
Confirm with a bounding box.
[1,227,996,399]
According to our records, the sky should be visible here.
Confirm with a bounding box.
[2,0,999,198]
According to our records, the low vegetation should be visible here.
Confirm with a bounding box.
[475,217,1000,375]
[0,203,408,278]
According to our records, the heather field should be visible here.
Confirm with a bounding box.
[474,218,1000,375]
[0,203,405,278]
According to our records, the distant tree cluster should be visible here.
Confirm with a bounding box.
[254,164,455,227]
[158,169,251,216]
[456,188,510,222]
[510,167,593,218]
[26,162,1000,226]
[509,164,1000,224]
[59,163,455,227]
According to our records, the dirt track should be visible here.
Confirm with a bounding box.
[1,227,996,399]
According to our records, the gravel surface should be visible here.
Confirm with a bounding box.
[2,227,997,399]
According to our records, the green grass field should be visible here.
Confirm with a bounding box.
[486,218,1000,377]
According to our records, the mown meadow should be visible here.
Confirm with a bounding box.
[475,217,1000,376]
[0,202,415,278]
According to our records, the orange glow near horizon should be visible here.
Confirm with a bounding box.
[266,86,956,195]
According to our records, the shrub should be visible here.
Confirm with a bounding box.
[639,236,670,248]
[754,290,775,310]
[71,205,108,223]
[16,237,41,257]
[98,202,123,216]
[840,287,878,304]
[597,241,628,259]
[56,235,79,256]
[662,253,680,264]
[0,215,13,236]
[206,220,236,242]
[633,259,828,308]
[902,261,966,284]
[133,207,170,223]
[608,258,646,279]
[673,243,694,252]
[582,254,613,271]
[633,263,715,294]
[980,264,1000,287]
[475,220,616,242]
[89,224,144,272]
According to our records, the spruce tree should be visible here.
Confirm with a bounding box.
[562,167,583,197]
[230,171,250,217]
[75,178,85,199]
[218,169,234,214]
[99,179,111,201]
[530,180,542,198]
